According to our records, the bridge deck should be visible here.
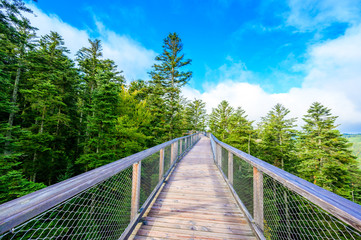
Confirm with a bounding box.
[132,136,256,240]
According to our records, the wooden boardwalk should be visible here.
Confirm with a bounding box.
[132,136,256,240]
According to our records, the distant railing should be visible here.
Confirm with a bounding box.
[209,133,361,240]
[0,133,201,240]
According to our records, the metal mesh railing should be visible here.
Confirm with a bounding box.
[209,134,361,240]
[261,173,361,240]
[0,133,201,240]
[140,152,160,207]
[221,147,228,179]
[233,155,253,217]
[163,145,172,174]
[0,168,133,240]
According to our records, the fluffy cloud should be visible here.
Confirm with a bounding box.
[25,4,156,81]
[286,0,361,31]
[183,24,361,133]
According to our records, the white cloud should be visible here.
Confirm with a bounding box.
[183,24,361,133]
[25,4,156,81]
[286,0,361,31]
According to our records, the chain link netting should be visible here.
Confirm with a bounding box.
[261,173,361,240]
[221,146,228,179]
[233,155,253,217]
[0,134,201,240]
[139,152,160,207]
[210,137,361,240]
[163,145,172,174]
[0,167,133,240]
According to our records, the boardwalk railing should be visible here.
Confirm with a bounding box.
[0,133,201,240]
[209,133,361,240]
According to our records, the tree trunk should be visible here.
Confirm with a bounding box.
[5,64,22,154]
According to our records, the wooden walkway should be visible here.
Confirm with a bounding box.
[132,136,256,240]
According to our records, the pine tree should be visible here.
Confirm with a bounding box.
[0,0,46,203]
[225,107,255,155]
[20,32,79,184]
[149,32,192,140]
[209,100,234,141]
[76,39,125,171]
[257,104,297,171]
[183,98,207,132]
[297,102,358,198]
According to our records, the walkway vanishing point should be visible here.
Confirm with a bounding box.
[1,133,361,240]
[132,137,255,239]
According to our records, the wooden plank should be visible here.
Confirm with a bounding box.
[134,137,255,239]
[137,226,256,240]
[144,217,251,230]
[142,223,254,236]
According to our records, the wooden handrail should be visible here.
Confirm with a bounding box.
[210,133,361,231]
[0,133,199,234]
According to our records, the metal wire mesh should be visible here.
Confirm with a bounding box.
[233,155,254,217]
[139,152,160,207]
[0,167,133,240]
[210,135,361,240]
[221,147,228,179]
[163,145,172,174]
[261,173,361,240]
[183,138,187,151]
[0,135,201,240]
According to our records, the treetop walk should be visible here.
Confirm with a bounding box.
[1,133,361,239]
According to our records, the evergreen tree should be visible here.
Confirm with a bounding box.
[183,98,207,132]
[116,86,153,155]
[0,0,46,203]
[297,102,358,198]
[149,32,192,140]
[257,104,297,172]
[20,32,79,184]
[209,100,234,141]
[225,107,255,155]
[76,39,125,171]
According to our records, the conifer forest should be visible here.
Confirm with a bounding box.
[1,0,361,208]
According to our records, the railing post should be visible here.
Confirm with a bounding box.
[174,141,178,160]
[171,142,175,164]
[228,151,233,185]
[179,139,182,154]
[131,161,141,220]
[217,144,222,167]
[159,148,164,181]
[253,167,264,231]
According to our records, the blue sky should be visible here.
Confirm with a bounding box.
[26,0,361,133]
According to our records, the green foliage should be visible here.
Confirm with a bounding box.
[297,102,358,199]
[149,32,192,140]
[183,98,207,132]
[345,134,361,166]
[209,100,234,141]
[257,104,297,172]
[225,107,255,155]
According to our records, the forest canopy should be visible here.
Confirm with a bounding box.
[0,0,360,207]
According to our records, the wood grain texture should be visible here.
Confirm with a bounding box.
[134,136,255,239]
